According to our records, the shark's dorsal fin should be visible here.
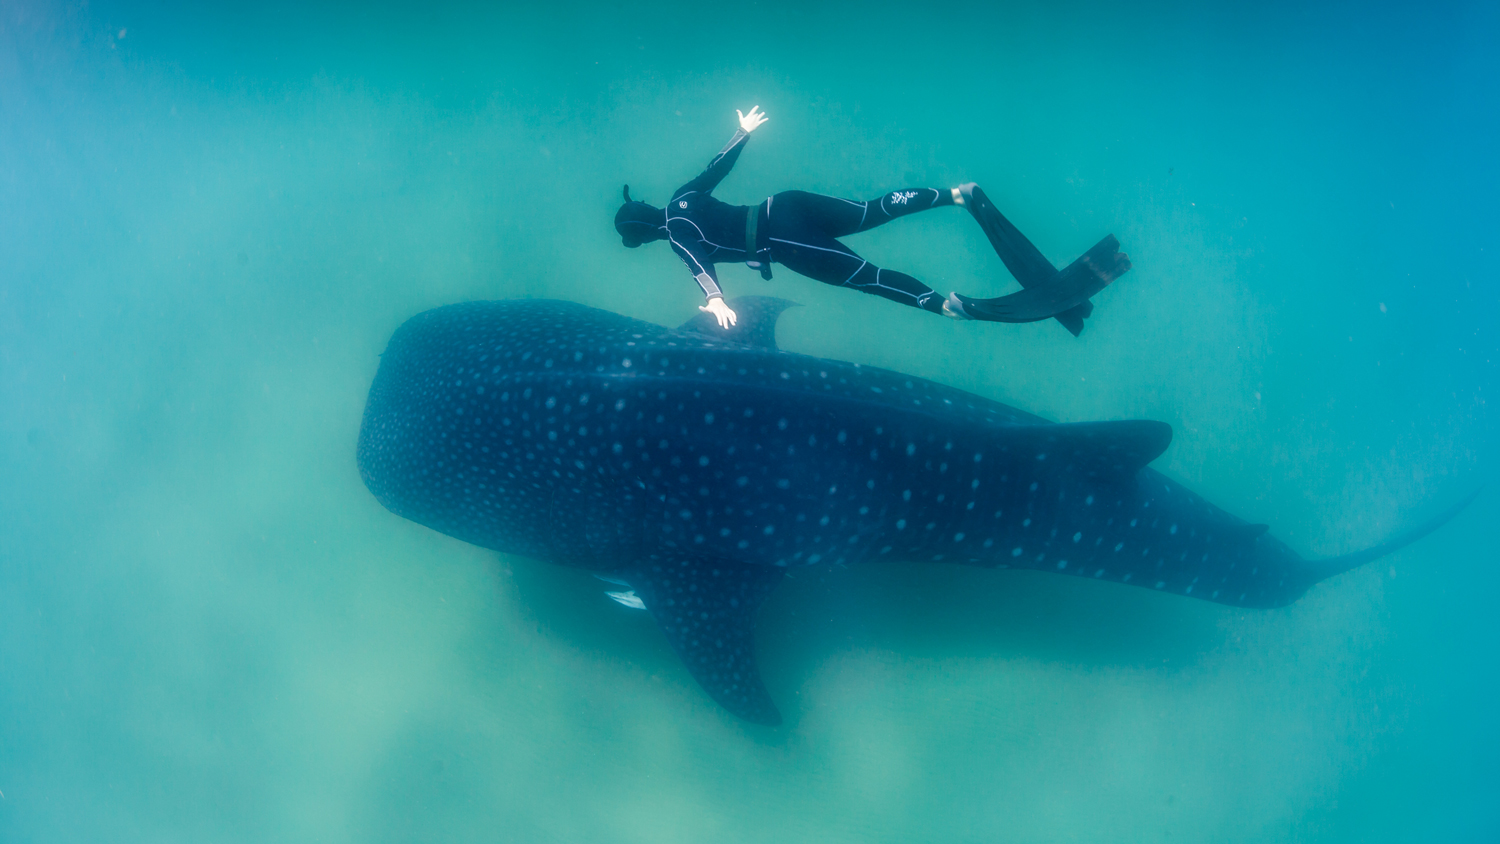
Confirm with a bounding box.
[617,557,785,725]
[1221,522,1270,544]
[994,420,1173,481]
[677,296,800,350]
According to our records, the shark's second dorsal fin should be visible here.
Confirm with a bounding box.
[1221,522,1270,544]
[995,420,1173,481]
[677,296,800,351]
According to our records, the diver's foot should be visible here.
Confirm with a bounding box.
[942,292,973,320]
[951,182,978,206]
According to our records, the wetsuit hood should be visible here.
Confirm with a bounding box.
[615,185,666,248]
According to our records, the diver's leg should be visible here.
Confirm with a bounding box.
[771,188,956,239]
[769,228,946,314]
[846,263,948,314]
[852,187,957,234]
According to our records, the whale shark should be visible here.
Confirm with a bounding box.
[356,296,1473,725]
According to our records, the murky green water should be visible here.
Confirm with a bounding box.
[3,2,1496,841]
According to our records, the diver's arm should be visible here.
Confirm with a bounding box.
[669,236,725,301]
[677,130,747,197]
[676,106,770,198]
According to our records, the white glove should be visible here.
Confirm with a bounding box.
[737,105,769,133]
[700,297,738,329]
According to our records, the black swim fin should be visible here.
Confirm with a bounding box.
[1052,302,1092,338]
[957,184,1130,335]
[954,234,1131,325]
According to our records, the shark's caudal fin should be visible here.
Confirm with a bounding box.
[618,558,786,725]
[678,296,800,350]
[1304,486,1482,581]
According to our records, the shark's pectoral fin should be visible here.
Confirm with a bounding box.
[620,558,785,725]
[997,420,1173,482]
[678,296,800,350]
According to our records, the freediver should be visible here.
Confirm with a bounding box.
[614,106,1132,335]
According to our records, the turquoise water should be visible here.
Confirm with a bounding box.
[3,1,1496,840]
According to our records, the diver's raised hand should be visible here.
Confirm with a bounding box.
[737,105,769,133]
[700,297,738,329]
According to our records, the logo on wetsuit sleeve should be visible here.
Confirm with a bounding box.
[890,191,918,205]
[679,201,688,208]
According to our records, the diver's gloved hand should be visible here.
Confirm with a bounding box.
[700,297,739,329]
[737,105,769,133]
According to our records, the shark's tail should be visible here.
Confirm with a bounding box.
[1304,486,1481,581]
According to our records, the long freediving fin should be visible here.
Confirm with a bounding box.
[618,557,786,725]
[959,184,1058,287]
[958,184,1129,334]
[1052,302,1092,337]
[955,234,1131,324]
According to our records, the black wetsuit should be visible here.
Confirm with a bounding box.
[665,129,956,314]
